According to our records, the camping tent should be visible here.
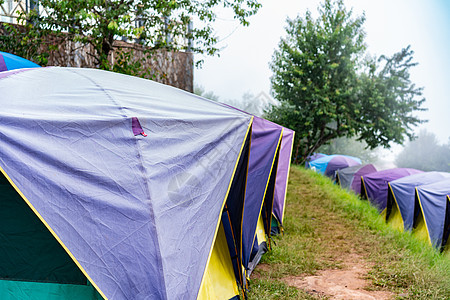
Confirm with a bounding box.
[0,51,40,72]
[272,128,295,233]
[304,153,326,168]
[222,101,295,279]
[240,117,283,278]
[415,179,450,251]
[0,67,253,299]
[361,168,423,213]
[336,164,377,194]
[386,172,450,231]
[308,154,361,178]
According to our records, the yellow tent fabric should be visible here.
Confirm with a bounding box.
[197,222,239,300]
[386,189,405,232]
[413,210,431,245]
[256,213,267,245]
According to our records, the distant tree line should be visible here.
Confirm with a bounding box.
[395,130,450,172]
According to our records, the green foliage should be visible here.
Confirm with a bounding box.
[357,46,426,148]
[395,130,450,171]
[247,279,311,300]
[0,12,51,65]
[110,49,155,79]
[266,0,425,164]
[0,0,261,75]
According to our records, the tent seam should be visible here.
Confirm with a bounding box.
[195,116,254,300]
[387,183,405,230]
[247,129,283,266]
[66,68,168,299]
[281,131,295,223]
[415,187,433,245]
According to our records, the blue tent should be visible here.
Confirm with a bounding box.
[305,153,327,168]
[415,179,450,251]
[0,52,40,72]
[308,154,361,178]
[387,172,450,231]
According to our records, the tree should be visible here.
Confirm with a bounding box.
[1,0,261,73]
[266,0,425,164]
[395,130,450,172]
[357,46,426,148]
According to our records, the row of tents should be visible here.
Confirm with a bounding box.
[0,61,294,299]
[307,154,450,253]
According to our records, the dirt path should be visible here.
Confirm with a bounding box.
[248,168,449,299]
[282,253,393,299]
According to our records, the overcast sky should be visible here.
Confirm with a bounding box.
[194,0,450,143]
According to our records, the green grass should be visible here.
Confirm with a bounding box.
[248,166,450,299]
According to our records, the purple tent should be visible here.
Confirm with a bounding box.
[241,117,283,272]
[362,168,423,212]
[220,104,294,275]
[336,164,377,194]
[272,128,295,228]
[387,172,450,231]
[326,155,361,178]
[415,179,450,250]
[305,153,326,168]
[309,154,361,179]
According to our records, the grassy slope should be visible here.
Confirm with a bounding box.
[248,166,450,299]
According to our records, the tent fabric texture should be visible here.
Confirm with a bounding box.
[361,168,423,213]
[308,154,361,178]
[272,128,295,228]
[241,117,282,274]
[387,172,450,232]
[304,153,326,168]
[0,51,40,72]
[415,179,450,250]
[221,96,295,277]
[336,164,377,194]
[0,67,254,300]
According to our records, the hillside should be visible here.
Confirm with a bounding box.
[249,166,450,299]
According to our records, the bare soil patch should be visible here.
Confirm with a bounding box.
[283,253,393,299]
